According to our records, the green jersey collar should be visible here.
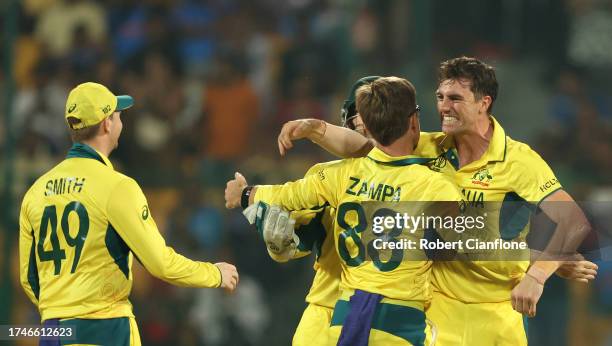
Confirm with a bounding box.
[366,146,434,167]
[66,142,114,169]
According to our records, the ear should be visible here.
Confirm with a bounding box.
[409,113,420,131]
[410,115,421,150]
[480,95,492,114]
[101,117,112,134]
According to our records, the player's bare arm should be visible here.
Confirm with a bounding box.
[529,249,598,283]
[511,189,593,317]
[277,118,373,158]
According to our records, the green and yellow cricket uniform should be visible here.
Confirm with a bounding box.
[255,147,463,345]
[19,143,222,346]
[263,162,342,346]
[415,117,562,346]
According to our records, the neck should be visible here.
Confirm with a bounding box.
[454,117,493,167]
[81,138,112,157]
[376,134,414,157]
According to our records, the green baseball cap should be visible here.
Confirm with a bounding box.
[65,82,133,130]
[340,76,381,127]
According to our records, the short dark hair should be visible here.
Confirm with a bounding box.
[438,56,498,114]
[355,77,418,146]
[66,114,111,142]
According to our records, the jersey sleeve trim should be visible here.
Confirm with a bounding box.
[535,186,564,209]
[105,223,131,279]
[27,230,40,300]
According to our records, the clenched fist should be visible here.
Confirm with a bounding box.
[215,262,239,292]
[225,172,248,209]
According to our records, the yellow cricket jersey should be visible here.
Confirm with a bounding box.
[300,209,339,308]
[265,162,342,309]
[415,116,562,303]
[255,147,463,304]
[19,143,221,322]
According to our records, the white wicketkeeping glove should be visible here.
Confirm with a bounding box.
[243,202,299,262]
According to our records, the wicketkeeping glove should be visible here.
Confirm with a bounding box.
[242,202,299,262]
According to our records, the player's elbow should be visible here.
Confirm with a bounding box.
[144,258,170,279]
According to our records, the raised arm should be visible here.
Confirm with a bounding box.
[277,119,373,158]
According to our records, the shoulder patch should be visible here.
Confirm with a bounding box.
[142,205,149,220]
[318,170,325,181]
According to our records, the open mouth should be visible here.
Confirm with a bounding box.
[442,116,459,126]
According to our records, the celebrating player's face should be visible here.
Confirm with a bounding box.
[435,78,485,135]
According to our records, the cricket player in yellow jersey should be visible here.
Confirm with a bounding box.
[417,57,593,346]
[246,168,340,346]
[19,82,239,346]
[227,77,464,345]
[240,76,380,346]
[276,57,598,346]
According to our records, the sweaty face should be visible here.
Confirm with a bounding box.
[435,79,486,135]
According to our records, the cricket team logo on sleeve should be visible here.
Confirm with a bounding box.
[429,155,447,172]
[142,206,149,220]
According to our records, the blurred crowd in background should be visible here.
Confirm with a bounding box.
[1,0,612,345]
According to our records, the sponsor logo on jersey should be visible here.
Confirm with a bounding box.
[142,205,149,220]
[318,170,325,181]
[68,103,77,113]
[539,178,559,193]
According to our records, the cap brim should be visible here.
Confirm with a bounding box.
[116,95,134,111]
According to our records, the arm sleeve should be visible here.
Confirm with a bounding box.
[513,147,562,203]
[254,160,344,211]
[18,198,40,307]
[107,178,221,288]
